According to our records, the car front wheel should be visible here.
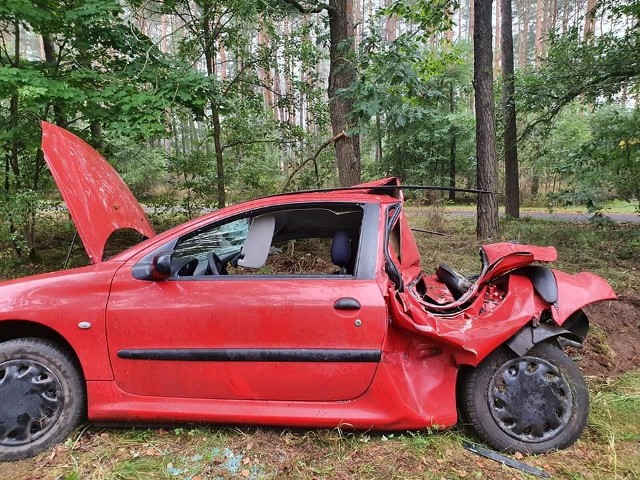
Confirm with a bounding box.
[461,341,589,454]
[0,338,85,461]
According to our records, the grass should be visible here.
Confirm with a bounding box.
[589,372,640,443]
[599,199,640,214]
[1,211,639,479]
[7,414,637,479]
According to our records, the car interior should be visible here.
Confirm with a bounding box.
[170,205,364,277]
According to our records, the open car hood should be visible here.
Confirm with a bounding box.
[41,122,155,263]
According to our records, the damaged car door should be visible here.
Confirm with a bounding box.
[105,203,388,402]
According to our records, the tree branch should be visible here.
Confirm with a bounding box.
[281,131,345,191]
[519,65,638,143]
[221,138,298,151]
[282,0,334,14]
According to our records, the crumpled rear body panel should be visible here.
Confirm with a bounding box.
[389,211,616,367]
[391,274,548,366]
[552,270,617,324]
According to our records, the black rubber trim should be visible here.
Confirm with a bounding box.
[506,322,580,357]
[514,266,558,304]
[383,204,404,291]
[118,348,381,362]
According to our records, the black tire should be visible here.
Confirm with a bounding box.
[0,338,86,461]
[461,341,588,454]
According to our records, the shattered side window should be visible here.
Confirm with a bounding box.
[174,218,249,262]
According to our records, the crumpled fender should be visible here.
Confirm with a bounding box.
[390,274,548,366]
[551,270,617,324]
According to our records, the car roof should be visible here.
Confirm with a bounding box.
[108,192,401,263]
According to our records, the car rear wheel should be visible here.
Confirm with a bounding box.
[461,341,588,454]
[0,338,85,461]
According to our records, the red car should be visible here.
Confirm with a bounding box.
[0,123,616,461]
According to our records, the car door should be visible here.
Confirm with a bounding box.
[105,203,388,402]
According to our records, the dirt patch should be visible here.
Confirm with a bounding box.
[578,294,640,377]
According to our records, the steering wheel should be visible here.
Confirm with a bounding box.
[206,252,227,275]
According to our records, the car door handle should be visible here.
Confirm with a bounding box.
[333,297,361,310]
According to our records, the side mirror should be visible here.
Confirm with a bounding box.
[132,250,175,281]
[149,253,172,281]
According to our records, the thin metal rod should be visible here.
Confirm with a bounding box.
[259,184,499,203]
[411,228,450,237]
[285,184,498,195]
[63,230,78,270]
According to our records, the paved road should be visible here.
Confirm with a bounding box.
[441,209,640,224]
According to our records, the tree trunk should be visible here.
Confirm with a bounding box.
[531,171,540,195]
[258,27,271,113]
[494,0,501,72]
[42,35,67,127]
[201,4,226,208]
[211,107,225,208]
[375,116,383,163]
[89,121,104,151]
[449,83,456,201]
[584,0,597,40]
[385,0,397,42]
[218,42,228,80]
[468,0,475,40]
[502,0,520,218]
[518,0,530,68]
[542,0,553,57]
[469,0,476,109]
[8,20,24,256]
[534,0,544,66]
[549,0,558,37]
[160,14,168,53]
[474,0,499,239]
[328,0,360,186]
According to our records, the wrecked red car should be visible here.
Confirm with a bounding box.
[0,123,616,460]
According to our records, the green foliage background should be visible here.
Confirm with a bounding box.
[0,0,638,259]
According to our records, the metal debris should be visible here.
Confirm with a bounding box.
[463,441,551,478]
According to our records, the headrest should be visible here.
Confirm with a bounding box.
[331,231,352,269]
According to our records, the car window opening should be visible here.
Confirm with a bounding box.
[171,205,364,277]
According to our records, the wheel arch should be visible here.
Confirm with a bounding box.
[0,320,85,380]
[505,309,589,357]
